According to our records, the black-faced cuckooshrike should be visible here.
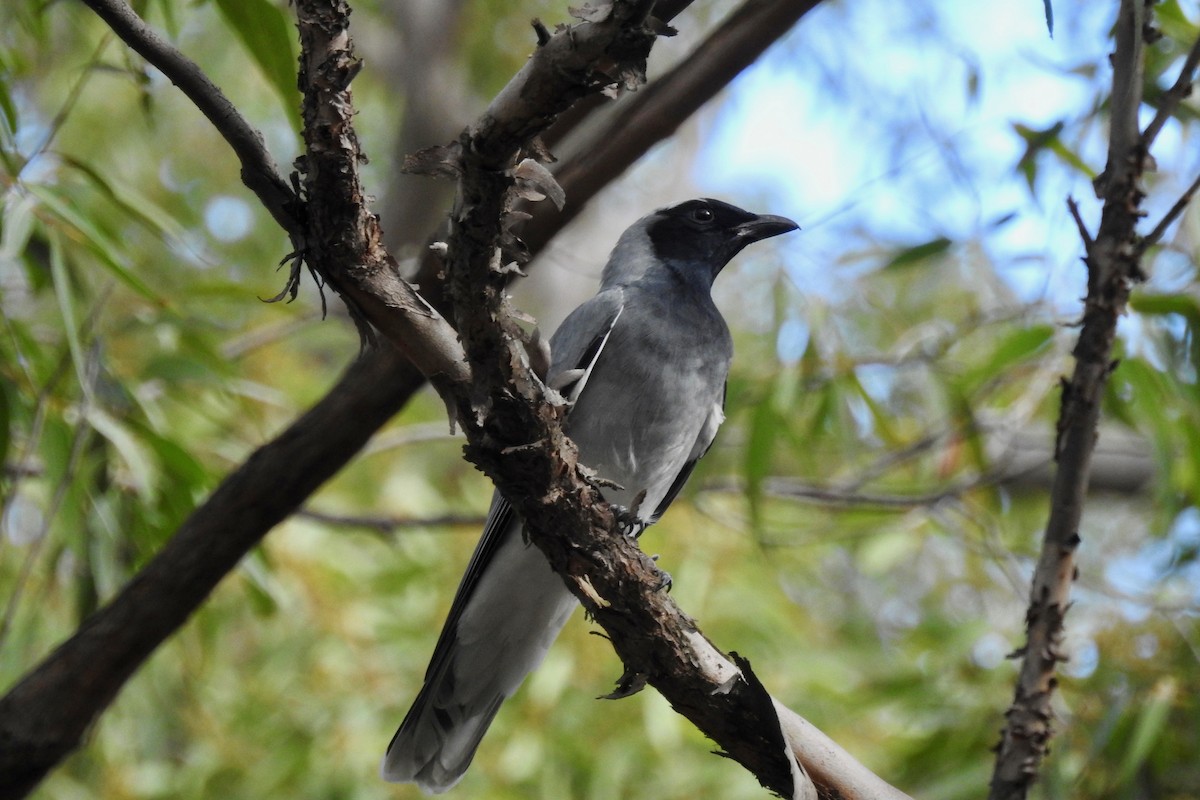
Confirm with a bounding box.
[382,198,798,792]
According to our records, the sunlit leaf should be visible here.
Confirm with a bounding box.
[47,234,87,391]
[1130,292,1200,323]
[883,237,952,271]
[86,407,157,500]
[1115,678,1176,788]
[959,324,1055,392]
[213,0,301,134]
[28,185,167,305]
[1,190,38,264]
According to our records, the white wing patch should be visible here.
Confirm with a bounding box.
[549,303,624,406]
[693,401,725,460]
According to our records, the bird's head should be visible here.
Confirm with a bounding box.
[603,198,798,289]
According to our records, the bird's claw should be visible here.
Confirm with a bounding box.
[649,554,673,592]
[610,503,649,538]
[611,489,649,537]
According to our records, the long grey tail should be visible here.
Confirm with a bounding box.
[381,526,578,793]
[381,676,505,793]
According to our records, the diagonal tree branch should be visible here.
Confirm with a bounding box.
[522,0,822,252]
[1135,168,1200,255]
[0,342,421,799]
[1140,28,1200,149]
[988,1,1153,797]
[78,0,301,237]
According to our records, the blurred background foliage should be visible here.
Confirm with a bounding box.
[2,0,1200,798]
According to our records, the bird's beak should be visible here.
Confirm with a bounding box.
[735,214,800,244]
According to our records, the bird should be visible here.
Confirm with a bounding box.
[381,198,798,793]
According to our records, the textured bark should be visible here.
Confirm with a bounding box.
[987,2,1154,797]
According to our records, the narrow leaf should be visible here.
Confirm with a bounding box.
[28,185,166,305]
[884,237,952,270]
[1115,678,1176,787]
[213,0,301,133]
[48,234,88,392]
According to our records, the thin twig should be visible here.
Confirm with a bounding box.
[1135,170,1200,256]
[988,1,1151,797]
[78,0,301,236]
[1066,196,1094,252]
[298,509,486,533]
[1141,31,1200,149]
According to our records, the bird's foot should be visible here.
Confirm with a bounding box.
[610,489,649,537]
[579,464,625,492]
[649,553,673,592]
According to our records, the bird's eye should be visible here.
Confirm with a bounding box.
[691,207,715,223]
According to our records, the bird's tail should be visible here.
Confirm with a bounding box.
[381,530,579,793]
[380,675,504,794]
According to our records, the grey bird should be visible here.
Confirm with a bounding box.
[381,198,798,793]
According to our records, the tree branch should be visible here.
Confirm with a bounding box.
[0,345,425,798]
[297,509,487,533]
[988,2,1151,797]
[1140,29,1200,149]
[421,4,810,796]
[78,0,301,237]
[521,0,822,254]
[1135,169,1200,255]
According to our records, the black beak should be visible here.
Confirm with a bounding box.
[735,214,800,243]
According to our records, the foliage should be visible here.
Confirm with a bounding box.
[2,0,1199,798]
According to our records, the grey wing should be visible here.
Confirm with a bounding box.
[394,286,625,710]
[648,382,727,522]
[412,494,516,690]
[547,287,626,402]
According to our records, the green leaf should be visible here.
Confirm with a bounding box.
[1047,137,1096,179]
[1154,0,1199,46]
[131,418,210,492]
[28,185,167,305]
[884,237,952,270]
[86,407,157,500]
[213,0,301,134]
[1014,121,1065,191]
[0,72,17,137]
[1,190,37,265]
[960,324,1055,391]
[847,370,899,445]
[1130,292,1200,324]
[48,234,88,392]
[58,155,190,244]
[239,550,283,616]
[0,379,11,474]
[744,398,780,529]
[1115,678,1176,787]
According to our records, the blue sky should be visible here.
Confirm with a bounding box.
[697,0,1118,305]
